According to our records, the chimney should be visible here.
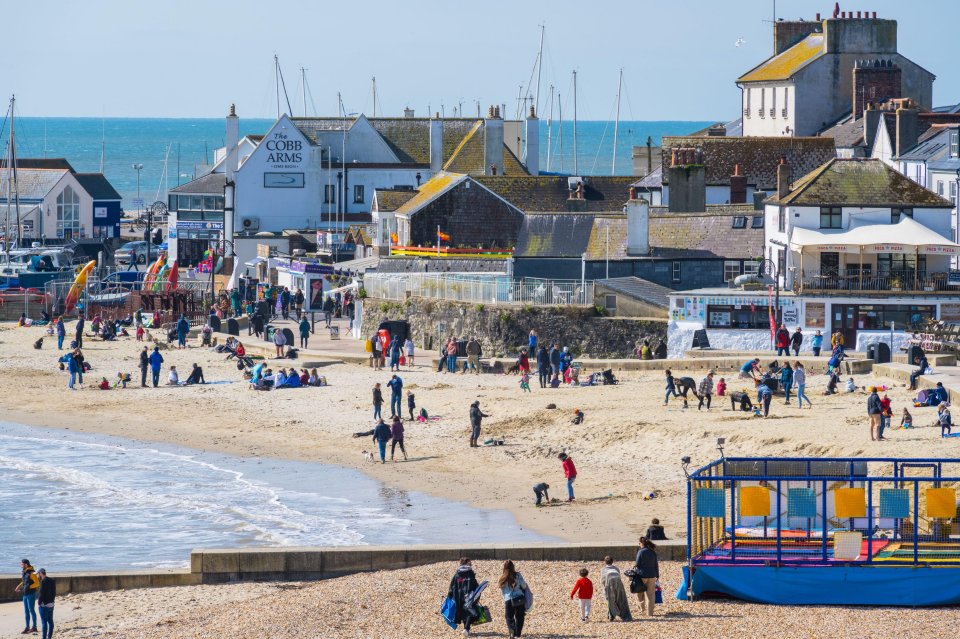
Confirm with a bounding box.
[626,197,650,256]
[525,105,540,176]
[776,158,792,199]
[225,103,240,181]
[429,113,443,172]
[403,107,415,118]
[852,58,901,119]
[896,105,919,157]
[863,102,882,149]
[666,147,706,213]
[730,163,748,204]
[484,105,503,176]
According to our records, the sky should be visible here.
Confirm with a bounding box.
[6,0,960,121]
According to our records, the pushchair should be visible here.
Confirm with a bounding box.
[601,369,618,385]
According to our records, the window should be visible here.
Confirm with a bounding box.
[742,261,760,275]
[751,215,765,228]
[353,185,365,204]
[877,253,925,276]
[891,207,913,223]
[778,207,785,232]
[604,294,617,311]
[168,194,177,212]
[938,181,945,196]
[732,216,747,229]
[672,261,681,283]
[745,88,751,118]
[707,304,771,329]
[952,182,958,203]
[951,131,959,158]
[324,184,336,204]
[783,87,789,118]
[820,252,840,276]
[203,196,216,211]
[760,88,765,118]
[723,260,742,283]
[56,185,81,239]
[820,206,842,229]
[854,304,935,331]
[771,87,777,118]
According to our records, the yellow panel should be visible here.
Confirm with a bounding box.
[739,486,771,518]
[738,34,825,83]
[927,488,957,519]
[835,488,866,519]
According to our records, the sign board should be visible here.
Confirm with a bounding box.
[949,272,960,286]
[168,229,178,239]
[94,206,108,219]
[941,303,960,322]
[176,221,224,230]
[132,198,144,209]
[806,302,825,328]
[692,329,711,350]
[264,130,306,169]
[263,172,305,188]
[781,307,800,325]
[306,277,326,311]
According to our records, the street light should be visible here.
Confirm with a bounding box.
[210,239,238,307]
[132,163,144,213]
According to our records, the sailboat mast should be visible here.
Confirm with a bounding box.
[572,71,578,175]
[301,67,308,117]
[274,55,281,119]
[100,117,105,173]
[535,24,545,116]
[612,68,622,176]
[546,85,554,172]
[372,77,377,117]
[557,92,563,174]
[10,96,21,248]
[4,98,12,256]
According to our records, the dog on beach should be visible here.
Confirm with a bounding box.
[505,363,520,375]
[33,337,43,349]
[361,451,375,462]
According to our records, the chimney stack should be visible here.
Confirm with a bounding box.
[484,105,504,176]
[626,197,650,256]
[667,147,706,213]
[896,104,920,157]
[730,163,748,204]
[525,104,540,176]
[776,158,792,199]
[863,102,882,149]
[429,113,443,173]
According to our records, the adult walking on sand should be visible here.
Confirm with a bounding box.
[298,316,310,349]
[559,452,577,501]
[867,386,883,441]
[794,362,812,408]
[633,537,660,617]
[498,560,530,638]
[390,415,407,461]
[697,370,715,410]
[447,558,481,638]
[273,326,287,358]
[139,346,149,387]
[387,374,403,418]
[372,383,384,420]
[775,324,790,357]
[176,314,190,349]
[790,327,803,356]
[528,329,538,357]
[601,557,632,622]
[74,317,84,348]
[469,400,489,447]
[536,345,550,389]
[149,346,164,388]
[372,418,391,464]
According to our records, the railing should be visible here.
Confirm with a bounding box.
[799,269,956,293]
[362,273,594,306]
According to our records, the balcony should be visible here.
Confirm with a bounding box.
[798,269,956,294]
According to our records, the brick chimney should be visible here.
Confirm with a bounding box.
[896,103,919,157]
[777,158,792,199]
[667,147,706,213]
[852,59,902,119]
[730,163,748,204]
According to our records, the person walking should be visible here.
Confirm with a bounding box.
[633,537,660,617]
[372,383,384,420]
[779,362,794,405]
[322,295,334,327]
[389,335,402,371]
[536,346,550,389]
[293,287,304,320]
[697,370,715,410]
[55,317,65,350]
[811,330,823,357]
[37,568,55,639]
[390,415,407,461]
[775,324,790,357]
[790,327,803,356]
[404,337,415,368]
[298,316,310,349]
[446,338,459,373]
[74,317,84,348]
[407,390,416,420]
[139,346,149,387]
[469,400,489,448]
[675,376,698,409]
[867,386,883,441]
[387,374,403,418]
[447,558,480,638]
[549,342,561,382]
[600,557,632,622]
[372,418,391,463]
[794,362,812,408]
[280,287,291,320]
[559,452,577,501]
[273,326,287,358]
[176,314,190,349]
[879,393,892,441]
[663,370,679,406]
[149,346,164,387]
[570,568,594,622]
[466,337,482,374]
[533,482,550,506]
[498,560,530,638]
[15,559,39,635]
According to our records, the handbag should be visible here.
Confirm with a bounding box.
[521,582,534,611]
[655,581,663,604]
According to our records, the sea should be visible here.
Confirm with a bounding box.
[5,118,713,208]
[0,421,550,572]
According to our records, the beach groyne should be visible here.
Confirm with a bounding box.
[0,542,686,601]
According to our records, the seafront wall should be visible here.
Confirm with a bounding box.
[362,296,667,359]
[0,542,686,601]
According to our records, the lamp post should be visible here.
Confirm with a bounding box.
[210,239,238,308]
[132,163,144,213]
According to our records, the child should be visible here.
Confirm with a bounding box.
[520,373,531,393]
[845,378,856,393]
[115,372,130,389]
[407,391,416,420]
[939,403,952,437]
[98,377,111,390]
[570,568,594,621]
[136,324,145,341]
[715,377,727,396]
[167,366,179,386]
[901,407,913,429]
[572,408,584,424]
[533,482,550,506]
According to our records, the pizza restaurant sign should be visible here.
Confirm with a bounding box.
[265,131,304,168]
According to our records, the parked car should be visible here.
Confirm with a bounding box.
[115,241,160,265]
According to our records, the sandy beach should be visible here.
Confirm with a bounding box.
[0,320,946,546]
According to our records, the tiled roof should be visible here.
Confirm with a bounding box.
[898,128,951,162]
[0,168,69,200]
[74,173,121,200]
[515,206,763,260]
[474,176,635,212]
[0,158,74,171]
[596,276,672,309]
[373,189,417,212]
[738,33,825,83]
[660,136,835,188]
[771,158,954,207]
[392,172,468,218]
[169,172,227,195]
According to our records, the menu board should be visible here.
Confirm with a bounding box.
[941,303,960,322]
[806,302,825,328]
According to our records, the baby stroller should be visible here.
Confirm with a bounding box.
[601,369,618,385]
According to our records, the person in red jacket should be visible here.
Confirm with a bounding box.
[570,568,593,621]
[559,452,577,501]
[775,324,790,357]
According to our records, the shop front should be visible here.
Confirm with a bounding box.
[169,221,224,267]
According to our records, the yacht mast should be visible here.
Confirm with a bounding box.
[612,68,623,176]
[9,96,21,248]
[535,24,545,116]
[572,71,578,175]
[546,85,554,172]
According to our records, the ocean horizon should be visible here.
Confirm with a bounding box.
[3,117,714,209]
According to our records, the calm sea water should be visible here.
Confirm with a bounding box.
[0,421,549,571]
[5,118,710,208]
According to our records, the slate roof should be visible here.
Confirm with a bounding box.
[660,136,835,188]
[595,276,672,309]
[819,114,865,149]
[0,168,69,200]
[443,122,528,175]
[373,189,417,212]
[631,165,662,189]
[515,205,763,260]
[392,172,468,218]
[738,33,825,83]
[770,158,954,207]
[898,129,950,162]
[169,172,227,195]
[74,173,121,200]
[474,176,635,212]
[0,158,74,171]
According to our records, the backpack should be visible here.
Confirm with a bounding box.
[27,570,40,590]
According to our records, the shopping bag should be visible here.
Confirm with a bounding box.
[655,582,663,604]
[473,605,492,626]
[440,597,457,629]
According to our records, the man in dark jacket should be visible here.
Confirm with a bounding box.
[322,296,334,327]
[176,314,190,349]
[469,401,489,448]
[293,288,304,320]
[867,387,883,441]
[447,558,480,634]
[790,328,803,356]
[280,287,291,320]
[372,419,391,463]
[387,375,403,418]
[75,317,84,348]
[909,354,929,390]
[37,568,55,639]
[139,346,150,387]
[549,343,561,380]
[536,346,550,388]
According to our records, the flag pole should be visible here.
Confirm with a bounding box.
[437,224,441,258]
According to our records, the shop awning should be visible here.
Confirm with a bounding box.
[244,256,267,267]
[790,217,960,255]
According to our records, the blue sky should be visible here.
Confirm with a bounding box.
[7,0,959,120]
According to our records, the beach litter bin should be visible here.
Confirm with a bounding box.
[875,342,891,364]
[226,318,240,336]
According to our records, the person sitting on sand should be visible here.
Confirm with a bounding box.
[600,556,632,622]
[299,368,309,386]
[939,403,953,437]
[184,364,206,385]
[98,377,111,390]
[167,366,179,385]
[645,518,667,540]
[846,378,857,393]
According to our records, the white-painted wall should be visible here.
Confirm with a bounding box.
[662,184,757,206]
[741,82,797,137]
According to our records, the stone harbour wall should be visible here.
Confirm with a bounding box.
[361,297,667,359]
